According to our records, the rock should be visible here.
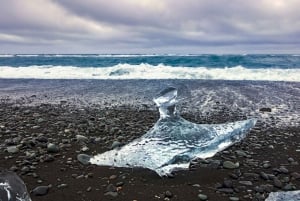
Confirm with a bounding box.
[57,184,68,189]
[165,190,173,198]
[259,108,272,112]
[37,118,44,123]
[43,154,54,162]
[223,161,239,169]
[21,166,30,174]
[273,178,283,188]
[106,184,117,192]
[235,150,248,157]
[81,146,89,152]
[111,141,122,149]
[291,172,300,180]
[36,136,48,143]
[77,154,91,165]
[7,146,19,154]
[229,197,239,201]
[217,188,234,193]
[282,184,293,191]
[279,166,289,174]
[76,135,88,143]
[244,172,259,179]
[104,191,118,197]
[109,175,117,180]
[24,110,31,115]
[261,184,274,193]
[238,181,253,186]
[260,172,269,180]
[116,182,124,187]
[223,179,233,188]
[47,143,59,153]
[263,163,271,169]
[254,186,264,193]
[32,185,49,196]
[198,194,208,200]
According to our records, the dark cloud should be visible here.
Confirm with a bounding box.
[0,0,300,53]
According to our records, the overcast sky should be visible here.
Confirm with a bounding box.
[0,0,300,54]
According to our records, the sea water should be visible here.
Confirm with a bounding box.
[0,54,300,81]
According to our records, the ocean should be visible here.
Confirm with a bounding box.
[0,54,300,81]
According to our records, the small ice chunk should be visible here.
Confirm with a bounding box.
[0,170,31,201]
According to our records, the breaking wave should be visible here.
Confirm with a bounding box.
[0,63,299,81]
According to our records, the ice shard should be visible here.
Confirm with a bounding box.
[88,87,257,176]
[0,170,31,201]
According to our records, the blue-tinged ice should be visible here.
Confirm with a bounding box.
[265,191,300,201]
[89,87,257,176]
[0,170,31,201]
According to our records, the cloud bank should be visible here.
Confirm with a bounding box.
[0,0,300,53]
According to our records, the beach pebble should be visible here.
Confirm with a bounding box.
[273,178,282,188]
[259,108,272,112]
[244,172,259,179]
[77,154,91,165]
[104,191,118,197]
[7,146,19,153]
[106,184,117,192]
[109,175,117,180]
[81,146,89,152]
[260,172,269,180]
[36,136,48,143]
[24,110,31,115]
[217,188,234,193]
[235,150,248,157]
[111,141,122,149]
[239,181,253,186]
[278,166,289,174]
[223,161,239,169]
[76,135,88,142]
[47,143,59,153]
[263,163,271,169]
[57,183,68,189]
[282,184,293,191]
[198,194,208,200]
[37,118,44,123]
[291,172,300,180]
[229,197,240,201]
[223,179,233,188]
[165,190,173,198]
[32,185,49,196]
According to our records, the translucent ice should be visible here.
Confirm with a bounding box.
[265,191,300,201]
[0,170,31,201]
[89,87,257,176]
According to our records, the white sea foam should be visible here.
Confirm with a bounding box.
[8,54,197,58]
[0,64,299,81]
[0,54,14,57]
[15,54,39,57]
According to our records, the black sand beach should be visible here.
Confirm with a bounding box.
[0,79,299,201]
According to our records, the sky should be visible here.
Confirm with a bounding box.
[0,0,300,54]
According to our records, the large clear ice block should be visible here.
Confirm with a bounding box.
[88,87,257,176]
